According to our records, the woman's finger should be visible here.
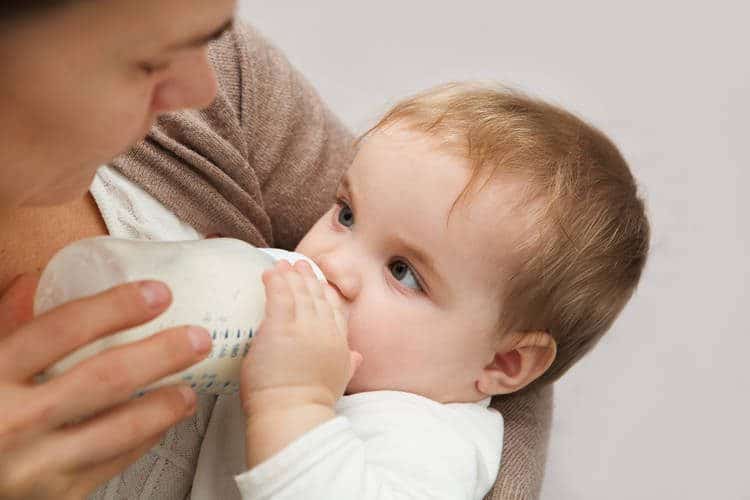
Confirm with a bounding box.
[0,280,172,382]
[47,384,196,470]
[34,325,210,430]
[67,432,167,499]
[0,273,40,340]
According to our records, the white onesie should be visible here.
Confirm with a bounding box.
[194,390,503,500]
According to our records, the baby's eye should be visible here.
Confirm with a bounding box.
[389,260,423,291]
[336,200,355,228]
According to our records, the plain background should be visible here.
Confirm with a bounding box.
[238,2,749,499]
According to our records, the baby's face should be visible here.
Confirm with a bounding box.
[297,125,529,403]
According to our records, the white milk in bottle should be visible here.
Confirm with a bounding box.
[33,236,324,395]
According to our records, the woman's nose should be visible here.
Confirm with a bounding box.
[151,49,218,113]
[316,252,361,302]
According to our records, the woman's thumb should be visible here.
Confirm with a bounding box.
[0,272,40,339]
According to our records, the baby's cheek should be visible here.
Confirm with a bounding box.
[347,315,403,376]
[346,305,390,348]
[344,320,379,374]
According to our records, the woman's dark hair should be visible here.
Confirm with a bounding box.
[1,1,73,21]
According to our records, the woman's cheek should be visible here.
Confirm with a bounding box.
[122,77,161,124]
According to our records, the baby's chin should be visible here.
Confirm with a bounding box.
[344,369,385,395]
[344,375,367,395]
[344,370,410,396]
[344,370,483,403]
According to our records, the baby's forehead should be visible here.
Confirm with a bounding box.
[445,178,535,260]
[352,124,537,282]
[401,180,534,305]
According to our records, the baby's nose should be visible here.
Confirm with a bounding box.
[314,254,361,302]
[326,280,348,306]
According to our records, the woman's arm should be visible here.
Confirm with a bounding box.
[111,22,354,250]
[231,23,355,250]
[487,386,553,500]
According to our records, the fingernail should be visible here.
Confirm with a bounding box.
[295,260,312,273]
[139,281,170,309]
[178,385,197,412]
[187,327,212,354]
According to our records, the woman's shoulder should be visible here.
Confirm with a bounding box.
[206,21,305,126]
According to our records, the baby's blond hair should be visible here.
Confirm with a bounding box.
[365,82,650,386]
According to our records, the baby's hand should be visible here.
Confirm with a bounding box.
[240,260,362,416]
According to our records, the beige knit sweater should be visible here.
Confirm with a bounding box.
[93,22,553,500]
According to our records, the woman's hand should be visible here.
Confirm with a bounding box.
[0,273,212,500]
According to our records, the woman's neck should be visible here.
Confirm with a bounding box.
[0,193,108,293]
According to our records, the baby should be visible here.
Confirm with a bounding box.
[234,82,650,499]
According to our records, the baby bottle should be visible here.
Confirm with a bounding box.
[33,236,324,395]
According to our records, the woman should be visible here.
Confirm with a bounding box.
[0,2,551,499]
[0,1,235,498]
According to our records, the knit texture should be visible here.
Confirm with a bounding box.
[98,21,553,500]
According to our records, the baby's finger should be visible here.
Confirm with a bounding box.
[332,303,347,337]
[294,261,327,318]
[295,260,317,279]
[262,268,293,323]
[323,285,348,336]
[276,260,293,272]
[283,264,315,321]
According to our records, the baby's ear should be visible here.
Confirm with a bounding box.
[476,331,556,396]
